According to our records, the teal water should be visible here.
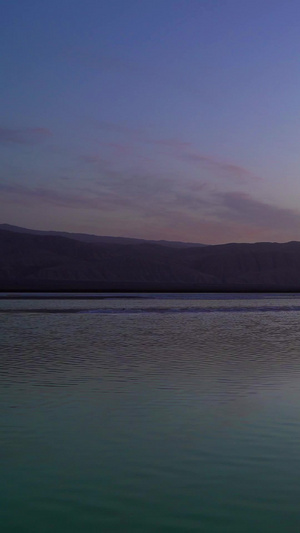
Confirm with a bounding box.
[1,294,300,532]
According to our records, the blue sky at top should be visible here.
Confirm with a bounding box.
[1,0,300,243]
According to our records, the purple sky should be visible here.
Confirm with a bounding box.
[1,0,300,244]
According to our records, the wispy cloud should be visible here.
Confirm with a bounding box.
[107,132,261,184]
[81,124,260,185]
[217,191,300,232]
[2,177,300,243]
[183,152,261,183]
[0,182,99,209]
[0,162,207,216]
[0,127,52,145]
[148,141,261,184]
[1,118,295,245]
[0,178,162,213]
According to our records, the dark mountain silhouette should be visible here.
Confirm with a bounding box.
[0,223,207,248]
[1,227,300,292]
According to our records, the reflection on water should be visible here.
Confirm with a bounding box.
[1,294,300,532]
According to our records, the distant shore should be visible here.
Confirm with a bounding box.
[1,289,300,299]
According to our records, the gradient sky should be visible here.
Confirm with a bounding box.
[1,0,300,244]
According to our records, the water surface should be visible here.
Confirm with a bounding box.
[1,293,300,531]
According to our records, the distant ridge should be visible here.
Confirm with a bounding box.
[1,225,300,292]
[0,224,207,248]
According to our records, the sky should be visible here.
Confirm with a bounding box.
[1,0,300,244]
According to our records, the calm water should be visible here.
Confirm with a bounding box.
[1,293,300,532]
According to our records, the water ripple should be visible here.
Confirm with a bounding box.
[1,304,300,314]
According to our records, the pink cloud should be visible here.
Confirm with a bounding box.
[216,191,300,233]
[86,124,259,186]
[146,135,261,184]
[0,181,138,212]
[2,177,300,244]
[181,151,261,183]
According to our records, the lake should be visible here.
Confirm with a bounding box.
[1,293,300,532]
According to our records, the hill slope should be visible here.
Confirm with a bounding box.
[0,223,207,248]
[1,229,300,291]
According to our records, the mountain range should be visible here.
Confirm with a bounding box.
[0,224,206,248]
[1,224,300,292]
